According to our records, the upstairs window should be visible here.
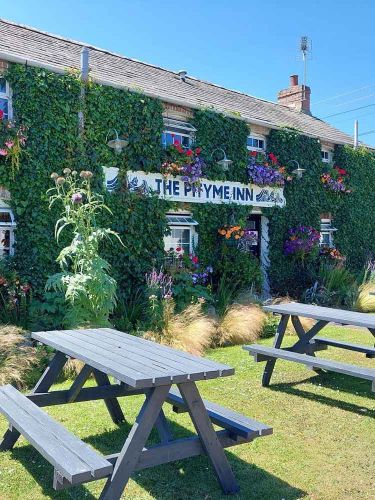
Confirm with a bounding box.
[247,135,266,152]
[164,212,198,255]
[162,118,196,149]
[321,149,332,163]
[0,78,11,120]
[0,207,16,257]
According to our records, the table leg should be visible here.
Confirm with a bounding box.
[368,328,375,358]
[93,370,125,424]
[99,384,171,500]
[178,381,239,494]
[262,314,289,387]
[0,351,67,451]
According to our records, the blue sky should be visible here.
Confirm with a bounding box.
[2,0,375,145]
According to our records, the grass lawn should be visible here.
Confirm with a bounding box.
[0,326,374,499]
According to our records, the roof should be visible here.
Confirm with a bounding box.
[0,18,354,145]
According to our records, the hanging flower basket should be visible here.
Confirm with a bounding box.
[320,165,351,194]
[284,225,320,260]
[247,151,291,187]
[161,142,205,192]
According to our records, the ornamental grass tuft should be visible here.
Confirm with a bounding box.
[0,325,39,388]
[216,303,266,346]
[354,282,375,312]
[144,301,215,356]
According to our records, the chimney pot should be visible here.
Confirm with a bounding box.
[290,74,298,86]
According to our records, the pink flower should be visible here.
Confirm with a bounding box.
[0,149,8,156]
[5,140,14,149]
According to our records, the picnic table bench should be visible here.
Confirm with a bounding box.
[243,303,375,391]
[0,328,272,499]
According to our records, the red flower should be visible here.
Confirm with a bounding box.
[0,109,3,120]
[192,256,199,264]
[173,139,180,146]
[336,167,347,176]
[186,149,193,156]
[176,247,182,252]
[195,147,201,155]
[250,150,257,157]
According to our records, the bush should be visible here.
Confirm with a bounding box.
[0,260,32,327]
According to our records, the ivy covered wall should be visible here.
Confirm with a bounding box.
[1,63,375,302]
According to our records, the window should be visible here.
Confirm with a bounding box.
[321,149,332,163]
[164,213,198,254]
[320,216,336,247]
[0,78,11,120]
[0,207,16,257]
[247,135,266,151]
[162,118,196,149]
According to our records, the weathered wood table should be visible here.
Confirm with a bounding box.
[243,303,375,391]
[0,328,272,499]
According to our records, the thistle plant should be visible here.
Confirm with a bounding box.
[46,168,122,328]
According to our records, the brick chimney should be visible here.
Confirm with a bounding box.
[277,75,311,114]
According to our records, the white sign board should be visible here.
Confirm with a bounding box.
[102,168,286,208]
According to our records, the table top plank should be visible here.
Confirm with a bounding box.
[55,330,192,383]
[98,328,233,375]
[32,329,234,388]
[264,303,375,329]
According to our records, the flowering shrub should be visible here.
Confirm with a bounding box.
[161,142,204,192]
[247,151,289,187]
[284,226,320,260]
[0,109,27,178]
[163,249,213,309]
[321,165,351,193]
[319,245,345,263]
[218,225,245,240]
[0,266,32,326]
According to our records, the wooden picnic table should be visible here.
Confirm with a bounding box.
[243,303,375,391]
[0,328,272,499]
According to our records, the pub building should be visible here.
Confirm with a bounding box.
[0,20,357,294]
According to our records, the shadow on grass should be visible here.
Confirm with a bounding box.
[10,444,97,499]
[84,420,306,500]
[270,371,375,417]
[7,416,305,499]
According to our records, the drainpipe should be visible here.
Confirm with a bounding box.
[78,47,89,136]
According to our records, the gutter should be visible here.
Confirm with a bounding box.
[0,51,354,146]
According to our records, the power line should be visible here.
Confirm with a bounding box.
[359,129,375,137]
[325,109,375,125]
[322,103,375,119]
[313,82,375,106]
[332,92,375,107]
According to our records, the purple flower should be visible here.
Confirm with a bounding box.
[247,160,285,187]
[71,192,83,204]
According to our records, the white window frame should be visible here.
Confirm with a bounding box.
[0,207,16,257]
[164,212,198,255]
[247,134,266,152]
[321,149,332,163]
[0,78,12,120]
[320,217,336,247]
[162,118,196,150]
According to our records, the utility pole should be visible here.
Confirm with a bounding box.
[78,47,89,136]
[354,119,359,149]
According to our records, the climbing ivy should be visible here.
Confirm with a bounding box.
[3,63,374,305]
[192,109,249,183]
